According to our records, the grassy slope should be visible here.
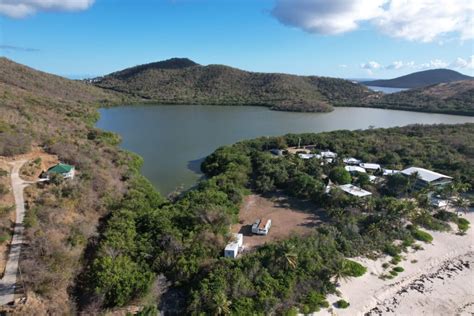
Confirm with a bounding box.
[94,59,375,112]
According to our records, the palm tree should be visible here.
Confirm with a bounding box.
[212,291,231,316]
[276,244,298,270]
[333,260,351,285]
[452,196,470,215]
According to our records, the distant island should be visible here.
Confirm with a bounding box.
[362,69,473,89]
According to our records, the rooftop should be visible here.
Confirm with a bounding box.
[47,163,74,174]
[345,166,366,173]
[401,167,452,183]
[360,163,381,170]
[338,184,372,197]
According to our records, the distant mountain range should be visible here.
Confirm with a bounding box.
[362,69,473,89]
[93,58,375,112]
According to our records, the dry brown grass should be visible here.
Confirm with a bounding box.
[231,193,327,251]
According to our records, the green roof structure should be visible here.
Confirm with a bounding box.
[47,163,74,174]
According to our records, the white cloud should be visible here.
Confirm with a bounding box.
[385,60,415,69]
[272,0,474,42]
[450,56,474,69]
[0,0,95,18]
[272,0,385,35]
[360,61,382,70]
[338,64,348,68]
[376,0,474,42]
[419,59,449,69]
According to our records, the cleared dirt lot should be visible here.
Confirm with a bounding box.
[231,193,327,251]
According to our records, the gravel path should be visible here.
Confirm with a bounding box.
[0,160,30,306]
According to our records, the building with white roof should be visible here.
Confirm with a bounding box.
[321,150,337,159]
[359,163,381,171]
[338,184,372,197]
[383,169,400,176]
[343,157,362,165]
[298,154,316,159]
[345,166,366,173]
[401,167,452,187]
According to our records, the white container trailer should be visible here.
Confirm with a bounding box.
[224,242,239,258]
[224,233,244,258]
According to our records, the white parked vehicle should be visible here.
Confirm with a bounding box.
[251,219,272,235]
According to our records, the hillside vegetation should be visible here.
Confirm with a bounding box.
[0,57,145,314]
[367,80,474,115]
[93,58,375,112]
[93,58,474,115]
[362,69,473,88]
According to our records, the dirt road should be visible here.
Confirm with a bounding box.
[0,160,30,305]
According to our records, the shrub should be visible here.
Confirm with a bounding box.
[0,232,10,244]
[0,184,9,197]
[135,305,159,316]
[389,270,398,276]
[304,291,329,313]
[384,244,401,257]
[411,228,433,243]
[344,260,367,277]
[457,218,470,234]
[329,167,352,185]
[390,255,402,265]
[382,263,390,269]
[335,299,350,309]
[0,169,7,177]
[393,266,404,272]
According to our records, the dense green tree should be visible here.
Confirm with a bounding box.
[329,167,352,185]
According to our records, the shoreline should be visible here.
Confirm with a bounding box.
[320,211,474,316]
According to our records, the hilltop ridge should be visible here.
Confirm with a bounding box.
[362,69,473,89]
[93,58,376,112]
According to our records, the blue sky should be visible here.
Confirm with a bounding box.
[0,0,473,79]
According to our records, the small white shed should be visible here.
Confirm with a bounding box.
[224,233,243,258]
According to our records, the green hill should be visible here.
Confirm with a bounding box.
[362,69,473,89]
[93,58,375,112]
[366,80,474,115]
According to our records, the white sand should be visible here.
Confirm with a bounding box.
[319,211,474,316]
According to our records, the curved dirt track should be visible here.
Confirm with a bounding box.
[0,160,30,305]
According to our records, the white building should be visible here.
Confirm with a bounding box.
[345,166,366,173]
[338,184,372,197]
[383,169,400,176]
[224,233,244,258]
[321,150,337,159]
[401,167,452,187]
[360,163,381,171]
[343,157,361,165]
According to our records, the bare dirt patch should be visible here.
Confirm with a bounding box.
[232,193,327,251]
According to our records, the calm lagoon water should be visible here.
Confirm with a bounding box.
[97,105,474,195]
[366,86,409,94]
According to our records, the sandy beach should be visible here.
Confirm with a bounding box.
[320,211,474,316]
